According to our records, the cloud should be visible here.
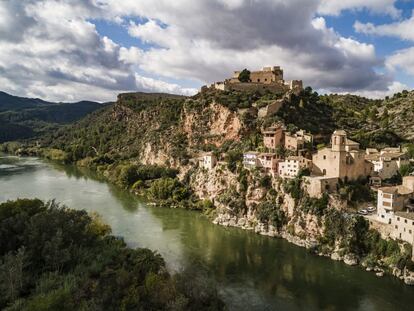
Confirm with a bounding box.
[0,0,193,102]
[318,0,400,18]
[386,47,414,75]
[119,1,390,93]
[0,0,407,101]
[354,11,414,41]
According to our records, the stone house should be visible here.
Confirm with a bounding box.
[391,212,414,244]
[278,156,312,178]
[366,151,409,180]
[312,130,373,181]
[243,152,261,169]
[303,176,339,198]
[376,176,414,224]
[284,129,313,152]
[262,124,284,150]
[200,152,217,170]
[258,153,281,176]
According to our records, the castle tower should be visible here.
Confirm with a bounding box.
[331,130,347,152]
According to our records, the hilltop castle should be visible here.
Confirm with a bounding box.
[203,66,303,94]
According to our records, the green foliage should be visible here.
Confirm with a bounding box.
[399,163,413,177]
[0,199,224,310]
[217,188,246,215]
[238,69,251,83]
[225,149,243,173]
[337,178,374,205]
[259,174,272,189]
[256,201,286,231]
[146,178,190,202]
[300,194,329,217]
[112,164,178,188]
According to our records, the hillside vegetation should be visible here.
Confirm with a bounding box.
[0,91,107,143]
[0,199,224,310]
[30,88,414,163]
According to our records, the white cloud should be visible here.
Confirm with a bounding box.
[318,0,400,18]
[0,0,194,102]
[0,0,408,102]
[386,47,414,75]
[354,11,414,41]
[349,81,408,99]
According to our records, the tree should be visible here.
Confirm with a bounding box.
[238,69,251,83]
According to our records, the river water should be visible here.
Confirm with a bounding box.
[1,155,413,311]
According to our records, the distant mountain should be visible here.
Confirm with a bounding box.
[0,91,109,143]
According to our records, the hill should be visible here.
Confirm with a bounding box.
[33,88,414,167]
[0,91,107,142]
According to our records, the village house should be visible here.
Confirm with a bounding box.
[284,129,313,152]
[243,151,280,175]
[366,149,409,180]
[262,124,284,150]
[312,130,372,181]
[258,153,280,176]
[391,212,414,244]
[303,175,339,198]
[278,156,312,178]
[199,152,217,170]
[377,176,414,224]
[243,151,261,169]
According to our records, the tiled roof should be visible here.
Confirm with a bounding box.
[379,185,413,195]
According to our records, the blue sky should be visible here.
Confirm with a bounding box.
[0,0,413,102]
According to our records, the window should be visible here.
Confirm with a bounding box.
[410,230,412,234]
[397,217,400,221]
[405,219,407,223]
[323,155,326,160]
[383,202,391,207]
[257,79,260,82]
[395,225,398,229]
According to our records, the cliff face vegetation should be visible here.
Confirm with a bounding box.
[7,87,414,283]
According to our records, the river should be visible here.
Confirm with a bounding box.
[1,155,414,311]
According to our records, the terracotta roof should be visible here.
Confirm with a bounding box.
[379,185,414,195]
[380,152,406,159]
[345,138,359,145]
[394,211,414,221]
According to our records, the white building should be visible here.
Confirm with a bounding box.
[366,151,408,180]
[391,212,414,244]
[278,156,312,178]
[243,152,261,169]
[200,152,217,170]
[377,176,414,224]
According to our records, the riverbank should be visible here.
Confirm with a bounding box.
[2,155,414,310]
[3,149,414,286]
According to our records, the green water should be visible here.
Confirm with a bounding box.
[1,155,414,311]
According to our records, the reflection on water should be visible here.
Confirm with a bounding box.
[1,155,414,311]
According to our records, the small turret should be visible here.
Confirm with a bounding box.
[331,130,347,152]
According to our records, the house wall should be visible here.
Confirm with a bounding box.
[391,215,414,243]
[377,190,409,224]
[303,176,339,198]
[203,155,217,170]
[263,128,284,150]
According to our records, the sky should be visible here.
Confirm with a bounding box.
[0,0,414,102]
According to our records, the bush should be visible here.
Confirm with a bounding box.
[256,201,286,231]
[0,199,225,310]
[147,178,190,201]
